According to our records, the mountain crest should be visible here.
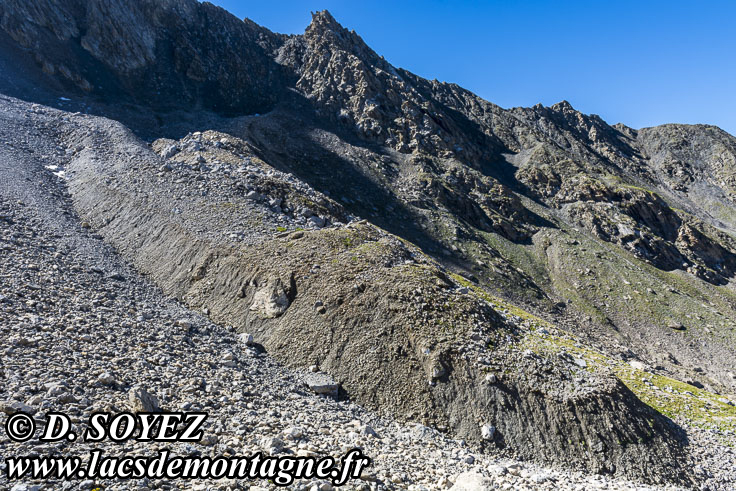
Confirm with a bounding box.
[308,9,342,32]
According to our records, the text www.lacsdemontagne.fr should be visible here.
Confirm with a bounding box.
[7,448,371,486]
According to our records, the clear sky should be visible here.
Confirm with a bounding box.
[208,1,736,135]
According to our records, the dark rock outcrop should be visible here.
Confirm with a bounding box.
[0,0,287,114]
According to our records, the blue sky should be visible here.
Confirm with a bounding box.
[209,1,736,135]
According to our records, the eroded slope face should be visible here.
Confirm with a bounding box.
[19,102,685,483]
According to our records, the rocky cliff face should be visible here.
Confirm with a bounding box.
[2,0,736,486]
[0,0,287,113]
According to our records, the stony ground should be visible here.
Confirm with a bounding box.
[0,96,705,491]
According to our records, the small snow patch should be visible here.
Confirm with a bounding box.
[44,165,67,179]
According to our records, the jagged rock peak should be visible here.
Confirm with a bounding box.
[308,10,343,31]
[304,9,380,63]
[550,100,575,112]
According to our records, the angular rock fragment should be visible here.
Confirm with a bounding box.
[450,471,494,491]
[128,387,160,412]
[249,277,290,319]
[302,372,338,398]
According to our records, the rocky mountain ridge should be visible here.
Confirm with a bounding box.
[1,0,736,488]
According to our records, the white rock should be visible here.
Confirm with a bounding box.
[450,471,493,490]
[97,372,116,386]
[480,424,495,440]
[260,436,284,453]
[25,395,43,407]
[531,473,550,483]
[361,424,378,438]
[283,426,304,440]
[11,484,41,491]
[309,215,326,228]
[199,434,218,446]
[249,278,290,318]
[160,144,179,159]
[410,423,435,440]
[303,372,338,397]
[128,387,160,412]
[46,384,66,397]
